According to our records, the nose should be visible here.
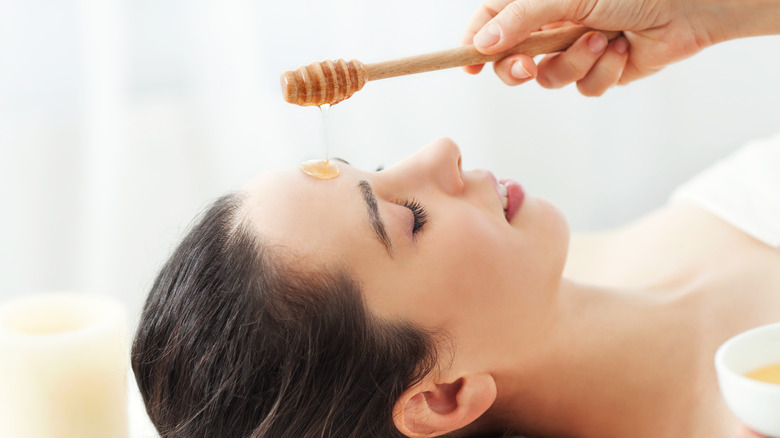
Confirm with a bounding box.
[385,137,464,195]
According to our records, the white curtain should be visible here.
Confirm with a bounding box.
[1,1,779,433]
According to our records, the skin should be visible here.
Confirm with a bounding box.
[461,0,780,96]
[242,138,780,437]
[455,0,780,434]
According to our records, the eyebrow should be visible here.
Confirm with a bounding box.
[358,180,393,256]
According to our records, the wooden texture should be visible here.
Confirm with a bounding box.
[281,25,622,105]
[366,25,621,81]
[281,59,366,106]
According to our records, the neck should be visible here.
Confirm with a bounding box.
[488,279,704,438]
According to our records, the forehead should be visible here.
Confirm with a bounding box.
[241,165,369,266]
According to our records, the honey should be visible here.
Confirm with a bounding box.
[744,362,780,384]
[300,159,340,179]
[299,104,340,180]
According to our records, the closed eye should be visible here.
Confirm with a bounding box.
[402,199,428,235]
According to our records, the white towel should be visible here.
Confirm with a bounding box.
[670,133,780,249]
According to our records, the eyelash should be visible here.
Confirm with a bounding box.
[402,199,428,234]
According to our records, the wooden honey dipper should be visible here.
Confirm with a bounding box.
[281,25,621,106]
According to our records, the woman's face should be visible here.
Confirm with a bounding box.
[244,138,569,371]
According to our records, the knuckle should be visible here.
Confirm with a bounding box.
[503,0,528,27]
[535,72,559,89]
[564,56,589,79]
[599,62,622,82]
[476,0,500,17]
[570,0,598,22]
[480,3,499,17]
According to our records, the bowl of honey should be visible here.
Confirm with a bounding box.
[715,322,780,437]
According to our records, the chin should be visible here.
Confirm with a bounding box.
[543,197,570,242]
[521,195,570,273]
[516,194,568,233]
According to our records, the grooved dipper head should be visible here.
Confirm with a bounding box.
[281,59,367,106]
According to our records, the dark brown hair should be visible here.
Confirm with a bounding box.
[131,193,441,437]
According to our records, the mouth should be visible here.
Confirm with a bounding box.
[486,171,525,222]
[498,178,524,222]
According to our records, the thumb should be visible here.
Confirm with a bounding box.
[473,0,583,54]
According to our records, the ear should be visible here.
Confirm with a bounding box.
[392,373,497,437]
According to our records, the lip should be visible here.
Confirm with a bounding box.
[500,178,524,222]
[485,171,502,201]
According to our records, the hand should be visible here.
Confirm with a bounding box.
[460,0,754,96]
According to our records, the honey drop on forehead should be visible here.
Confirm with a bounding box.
[300,159,340,180]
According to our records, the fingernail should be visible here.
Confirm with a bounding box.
[588,32,607,53]
[474,22,501,49]
[613,37,628,54]
[510,61,531,79]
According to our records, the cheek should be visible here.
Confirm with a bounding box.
[422,204,566,315]
[412,214,512,313]
[360,202,568,329]
[362,214,507,327]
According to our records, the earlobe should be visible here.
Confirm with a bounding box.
[392,373,497,438]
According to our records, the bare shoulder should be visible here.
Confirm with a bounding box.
[564,202,780,290]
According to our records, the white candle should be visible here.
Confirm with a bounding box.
[0,292,129,438]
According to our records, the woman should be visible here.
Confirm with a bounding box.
[132,136,780,437]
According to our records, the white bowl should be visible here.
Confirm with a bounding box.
[715,322,780,437]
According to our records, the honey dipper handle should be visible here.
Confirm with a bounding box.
[365,25,621,81]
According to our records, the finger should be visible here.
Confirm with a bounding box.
[616,33,665,85]
[473,0,570,54]
[469,16,570,76]
[536,31,609,89]
[492,54,538,85]
[461,0,512,74]
[618,59,663,86]
[540,20,577,31]
[463,63,486,75]
[461,1,506,46]
[576,37,629,96]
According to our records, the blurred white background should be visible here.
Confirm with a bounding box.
[0,0,779,434]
